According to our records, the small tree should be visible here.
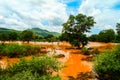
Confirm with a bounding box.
[61,13,95,48]
[0,32,9,43]
[45,34,56,42]
[98,29,115,42]
[20,30,33,43]
[8,31,18,41]
[89,34,98,41]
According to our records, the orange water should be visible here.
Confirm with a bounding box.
[58,49,92,80]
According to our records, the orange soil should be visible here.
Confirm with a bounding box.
[0,56,32,69]
[59,42,114,80]
[0,42,115,80]
[59,52,92,80]
[88,42,115,51]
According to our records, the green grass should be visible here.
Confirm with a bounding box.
[0,44,40,57]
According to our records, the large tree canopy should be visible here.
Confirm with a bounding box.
[9,31,18,41]
[20,30,34,43]
[98,29,115,42]
[61,13,95,48]
[0,32,9,42]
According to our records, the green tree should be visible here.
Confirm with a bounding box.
[45,34,56,42]
[98,29,115,42]
[9,31,18,41]
[116,23,120,41]
[89,34,98,41]
[59,33,69,41]
[0,32,9,43]
[61,14,95,48]
[20,30,33,43]
[32,33,40,41]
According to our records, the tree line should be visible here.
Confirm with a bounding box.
[0,13,120,46]
[89,23,120,43]
[0,30,58,43]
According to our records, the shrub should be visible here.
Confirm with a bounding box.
[10,71,61,80]
[0,43,6,58]
[0,56,62,80]
[94,45,120,80]
[0,43,6,52]
[81,48,89,55]
[90,48,99,55]
[0,44,40,57]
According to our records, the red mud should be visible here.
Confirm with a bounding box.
[59,51,92,80]
[0,42,114,80]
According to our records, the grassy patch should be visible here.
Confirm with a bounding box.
[0,44,40,57]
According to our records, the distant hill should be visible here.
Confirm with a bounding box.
[0,28,10,31]
[0,28,17,34]
[28,28,60,37]
[0,28,60,37]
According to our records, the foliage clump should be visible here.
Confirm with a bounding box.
[0,56,62,80]
[60,13,95,48]
[82,47,99,55]
[20,30,34,43]
[89,29,116,43]
[0,44,40,57]
[81,48,89,55]
[94,45,120,80]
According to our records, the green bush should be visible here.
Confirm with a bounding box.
[0,43,6,52]
[0,44,40,57]
[94,45,120,80]
[10,71,61,80]
[0,56,62,80]
[81,48,89,55]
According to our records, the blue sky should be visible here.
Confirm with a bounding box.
[0,0,120,34]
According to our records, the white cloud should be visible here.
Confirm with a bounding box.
[59,0,77,3]
[0,16,3,20]
[0,0,68,32]
[78,0,120,33]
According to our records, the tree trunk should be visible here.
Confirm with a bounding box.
[82,44,84,48]
[27,41,29,44]
[77,42,80,49]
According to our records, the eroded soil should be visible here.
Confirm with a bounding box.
[0,41,114,80]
